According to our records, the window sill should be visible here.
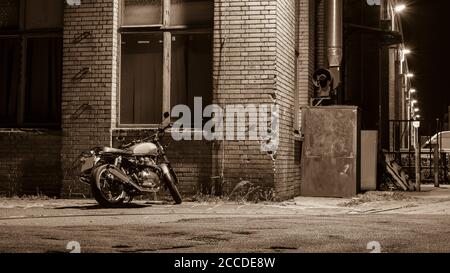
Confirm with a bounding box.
[0,128,62,136]
[114,127,206,133]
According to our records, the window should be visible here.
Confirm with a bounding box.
[25,0,63,29]
[0,38,20,123]
[0,0,63,128]
[171,33,212,127]
[120,0,213,126]
[170,0,213,26]
[0,0,19,29]
[24,37,62,124]
[120,33,163,124]
[122,0,162,26]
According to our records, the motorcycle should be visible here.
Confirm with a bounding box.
[79,112,182,207]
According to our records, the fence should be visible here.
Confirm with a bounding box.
[387,119,448,183]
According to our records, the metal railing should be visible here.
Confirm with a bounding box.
[387,119,447,184]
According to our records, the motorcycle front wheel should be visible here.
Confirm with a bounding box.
[164,169,182,204]
[91,165,127,208]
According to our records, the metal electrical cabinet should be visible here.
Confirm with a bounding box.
[301,106,361,197]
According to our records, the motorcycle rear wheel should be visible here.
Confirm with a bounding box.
[91,165,127,208]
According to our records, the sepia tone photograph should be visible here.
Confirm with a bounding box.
[1,0,450,261]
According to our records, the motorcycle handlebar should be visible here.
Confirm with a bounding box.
[119,123,173,149]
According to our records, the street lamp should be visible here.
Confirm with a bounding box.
[406,73,414,78]
[410,89,416,94]
[395,4,407,13]
[403,48,411,55]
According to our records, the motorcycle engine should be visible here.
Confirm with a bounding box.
[138,169,160,190]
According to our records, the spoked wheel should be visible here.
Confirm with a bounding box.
[164,168,182,205]
[91,165,127,208]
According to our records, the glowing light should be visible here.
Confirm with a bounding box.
[395,4,406,13]
[414,108,420,113]
[406,73,414,78]
[403,49,411,55]
[410,89,416,93]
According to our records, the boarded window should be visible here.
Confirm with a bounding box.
[120,33,163,124]
[171,33,212,128]
[0,0,19,29]
[24,37,62,124]
[25,0,63,29]
[170,0,213,26]
[123,0,163,26]
[0,38,20,123]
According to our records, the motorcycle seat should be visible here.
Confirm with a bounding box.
[102,147,133,155]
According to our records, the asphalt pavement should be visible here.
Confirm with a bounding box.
[1,185,450,253]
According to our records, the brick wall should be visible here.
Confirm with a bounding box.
[212,0,315,200]
[299,0,315,106]
[273,0,299,199]
[61,0,119,197]
[212,0,279,195]
[0,130,62,197]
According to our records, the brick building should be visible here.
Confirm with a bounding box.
[0,0,409,199]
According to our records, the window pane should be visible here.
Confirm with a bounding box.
[123,0,162,26]
[0,0,19,29]
[171,33,212,128]
[24,37,62,124]
[121,33,163,125]
[25,0,63,29]
[0,38,20,124]
[170,0,213,26]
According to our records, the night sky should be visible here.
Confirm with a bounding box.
[402,0,450,122]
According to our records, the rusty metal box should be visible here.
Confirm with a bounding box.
[301,106,361,197]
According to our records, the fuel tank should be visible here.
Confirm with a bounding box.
[130,142,158,156]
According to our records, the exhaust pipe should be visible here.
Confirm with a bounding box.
[327,0,343,87]
[107,165,155,193]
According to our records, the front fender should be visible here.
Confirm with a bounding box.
[160,163,179,185]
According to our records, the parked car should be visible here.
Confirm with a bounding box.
[422,131,450,153]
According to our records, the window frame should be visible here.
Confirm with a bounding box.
[0,0,63,129]
[117,0,213,128]
[121,0,163,28]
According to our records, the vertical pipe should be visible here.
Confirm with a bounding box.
[435,119,441,188]
[327,0,343,68]
[380,0,388,22]
[162,0,171,116]
[415,126,421,192]
[434,145,440,188]
[327,0,343,88]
